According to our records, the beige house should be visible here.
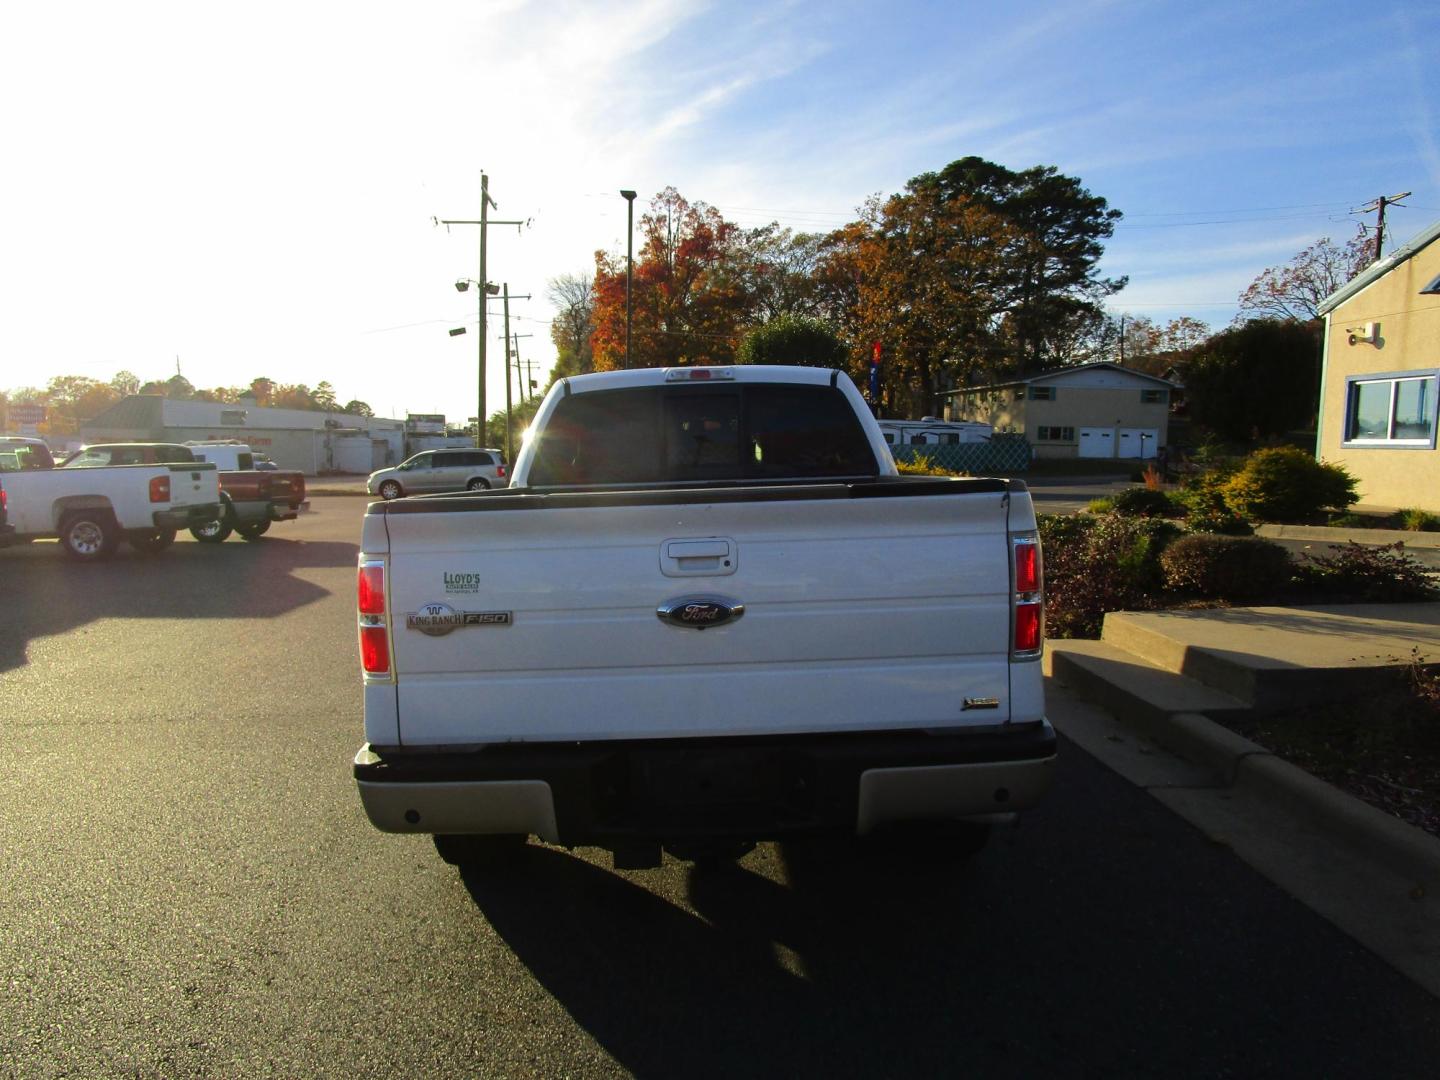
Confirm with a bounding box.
[1316,220,1440,512]
[943,362,1175,460]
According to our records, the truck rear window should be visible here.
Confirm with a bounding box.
[528,383,877,486]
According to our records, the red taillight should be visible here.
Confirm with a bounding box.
[358,564,385,614]
[359,625,390,674]
[149,475,171,503]
[1011,533,1043,658]
[496,464,507,478]
[1014,540,1039,594]
[1014,602,1042,653]
[358,560,392,678]
[0,486,6,511]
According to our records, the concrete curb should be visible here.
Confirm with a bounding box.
[306,488,374,498]
[1254,523,1440,549]
[1139,707,1440,891]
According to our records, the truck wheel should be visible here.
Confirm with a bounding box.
[127,528,177,554]
[466,478,490,491]
[378,480,403,500]
[190,517,233,543]
[59,511,120,561]
[236,521,271,540]
[433,833,527,867]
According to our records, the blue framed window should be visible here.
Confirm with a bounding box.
[1028,386,1055,401]
[1140,389,1167,404]
[1342,370,1438,448]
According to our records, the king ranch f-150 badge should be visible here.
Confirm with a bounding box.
[406,602,512,636]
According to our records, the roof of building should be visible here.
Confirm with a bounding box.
[85,395,402,432]
[942,361,1177,396]
[1317,218,1440,316]
[83,395,165,430]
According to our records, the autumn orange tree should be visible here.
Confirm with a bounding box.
[591,188,753,370]
[842,187,1018,416]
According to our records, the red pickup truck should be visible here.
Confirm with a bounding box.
[60,442,306,542]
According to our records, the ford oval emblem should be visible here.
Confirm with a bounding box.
[657,596,745,630]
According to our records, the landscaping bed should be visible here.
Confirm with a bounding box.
[1215,667,1440,840]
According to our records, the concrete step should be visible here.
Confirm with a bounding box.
[1045,639,1251,734]
[1098,606,1440,712]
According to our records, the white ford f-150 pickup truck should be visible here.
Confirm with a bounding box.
[354,365,1053,868]
[0,460,221,558]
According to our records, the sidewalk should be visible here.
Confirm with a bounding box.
[1046,603,1440,998]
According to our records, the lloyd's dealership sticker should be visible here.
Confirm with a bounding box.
[444,571,483,594]
[406,602,512,636]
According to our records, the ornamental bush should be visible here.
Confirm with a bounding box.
[1221,446,1357,523]
[1110,487,1177,518]
[1159,534,1292,600]
[1173,471,1253,534]
[1293,542,1439,602]
[1038,512,1182,639]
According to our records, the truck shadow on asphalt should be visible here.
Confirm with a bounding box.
[0,537,357,673]
[459,748,1440,1078]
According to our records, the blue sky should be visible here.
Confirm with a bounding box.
[2,0,1436,421]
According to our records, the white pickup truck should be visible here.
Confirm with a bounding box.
[353,365,1053,868]
[0,460,221,558]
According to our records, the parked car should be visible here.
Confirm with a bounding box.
[0,435,57,471]
[366,448,508,499]
[2,457,220,558]
[0,475,13,546]
[61,441,307,542]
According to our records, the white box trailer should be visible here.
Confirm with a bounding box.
[876,418,993,447]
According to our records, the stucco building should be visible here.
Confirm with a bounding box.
[1315,221,1440,512]
[943,362,1175,459]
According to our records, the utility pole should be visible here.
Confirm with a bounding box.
[502,284,513,462]
[440,172,525,447]
[511,332,535,401]
[1356,191,1410,262]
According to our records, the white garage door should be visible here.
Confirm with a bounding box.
[1077,427,1115,458]
[1117,428,1159,459]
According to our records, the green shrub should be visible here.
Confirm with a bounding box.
[1038,512,1182,639]
[1327,512,1377,528]
[1159,534,1292,600]
[894,453,957,476]
[1110,487,1176,518]
[1398,508,1440,532]
[1173,471,1252,534]
[1183,508,1254,535]
[1086,497,1115,514]
[1221,446,1357,522]
[1294,542,1439,602]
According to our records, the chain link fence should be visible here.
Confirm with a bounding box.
[888,434,1032,474]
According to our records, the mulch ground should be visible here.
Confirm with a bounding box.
[1217,673,1440,840]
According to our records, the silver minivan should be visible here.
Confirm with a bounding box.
[368,448,508,499]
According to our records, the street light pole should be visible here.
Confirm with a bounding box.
[620,189,637,370]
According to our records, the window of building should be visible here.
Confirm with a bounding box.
[1140,389,1168,404]
[220,410,247,426]
[1028,386,1055,401]
[1034,426,1075,441]
[1343,372,1437,447]
[1421,272,1440,296]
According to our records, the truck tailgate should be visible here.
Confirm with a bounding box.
[377,486,1017,744]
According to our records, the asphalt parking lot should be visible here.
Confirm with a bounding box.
[2,498,1437,1078]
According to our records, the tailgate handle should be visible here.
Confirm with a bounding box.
[661,537,737,577]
